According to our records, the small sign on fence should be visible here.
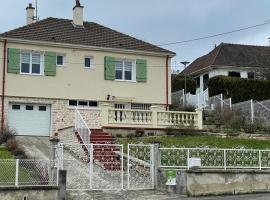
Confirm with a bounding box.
[165,170,177,186]
[188,158,202,168]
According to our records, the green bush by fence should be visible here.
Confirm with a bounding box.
[208,76,270,103]
[171,74,196,94]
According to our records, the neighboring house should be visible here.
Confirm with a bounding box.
[0,2,177,136]
[181,43,270,94]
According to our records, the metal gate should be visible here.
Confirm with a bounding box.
[58,143,154,190]
[58,143,124,190]
[127,144,155,190]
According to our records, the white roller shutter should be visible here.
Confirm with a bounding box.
[8,103,51,136]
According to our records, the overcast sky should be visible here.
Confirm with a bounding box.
[1,0,270,71]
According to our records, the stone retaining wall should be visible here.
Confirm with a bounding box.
[158,169,270,197]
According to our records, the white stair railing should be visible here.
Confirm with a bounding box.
[74,108,91,144]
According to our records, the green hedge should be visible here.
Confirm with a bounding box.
[171,74,196,94]
[208,76,270,103]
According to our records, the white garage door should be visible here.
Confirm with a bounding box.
[8,103,51,136]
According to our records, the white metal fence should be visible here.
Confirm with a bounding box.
[207,94,232,110]
[159,148,270,170]
[75,108,91,144]
[0,159,58,186]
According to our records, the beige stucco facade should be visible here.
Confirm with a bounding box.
[0,40,172,105]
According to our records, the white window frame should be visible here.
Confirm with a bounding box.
[84,56,94,69]
[20,51,44,76]
[56,54,66,67]
[115,59,136,82]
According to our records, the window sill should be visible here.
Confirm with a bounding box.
[20,73,44,76]
[84,67,95,70]
[115,79,136,83]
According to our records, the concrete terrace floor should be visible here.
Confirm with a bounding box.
[67,190,270,200]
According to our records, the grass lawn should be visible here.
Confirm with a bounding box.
[0,147,13,159]
[0,147,44,185]
[117,135,270,149]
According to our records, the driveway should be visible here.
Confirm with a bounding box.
[16,136,51,159]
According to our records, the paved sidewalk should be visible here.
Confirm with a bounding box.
[67,190,270,200]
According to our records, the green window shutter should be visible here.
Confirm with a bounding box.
[104,56,115,80]
[44,52,56,76]
[7,48,20,74]
[136,59,147,82]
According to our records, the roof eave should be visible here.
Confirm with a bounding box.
[0,37,176,58]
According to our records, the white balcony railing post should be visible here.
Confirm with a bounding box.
[195,108,203,129]
[100,103,110,127]
[151,106,159,128]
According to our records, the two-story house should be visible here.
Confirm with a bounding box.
[181,43,270,94]
[0,1,177,136]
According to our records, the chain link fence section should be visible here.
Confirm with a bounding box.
[0,159,58,186]
[231,100,253,122]
[159,148,270,170]
[254,100,270,126]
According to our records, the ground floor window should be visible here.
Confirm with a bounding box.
[228,71,241,78]
[69,100,98,108]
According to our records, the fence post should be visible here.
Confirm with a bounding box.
[153,144,160,189]
[229,98,232,110]
[187,149,190,170]
[15,159,19,186]
[50,137,60,185]
[224,150,227,170]
[251,99,254,124]
[220,94,224,110]
[259,150,262,170]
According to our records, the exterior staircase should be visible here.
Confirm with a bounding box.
[75,129,121,171]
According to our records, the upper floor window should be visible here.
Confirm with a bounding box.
[56,54,66,66]
[21,52,42,75]
[85,56,94,69]
[115,59,135,81]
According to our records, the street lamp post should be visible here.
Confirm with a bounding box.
[181,61,190,106]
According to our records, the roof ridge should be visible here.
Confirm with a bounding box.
[220,42,270,48]
[210,43,224,65]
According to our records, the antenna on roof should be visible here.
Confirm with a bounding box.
[33,0,39,22]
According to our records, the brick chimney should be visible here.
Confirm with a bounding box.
[26,3,35,25]
[73,0,84,27]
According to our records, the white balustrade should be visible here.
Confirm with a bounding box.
[106,108,202,129]
[108,109,152,125]
[157,111,198,127]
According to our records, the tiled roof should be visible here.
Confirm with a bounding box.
[1,17,175,55]
[181,43,270,75]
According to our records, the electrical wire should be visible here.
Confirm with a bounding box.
[157,21,270,46]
